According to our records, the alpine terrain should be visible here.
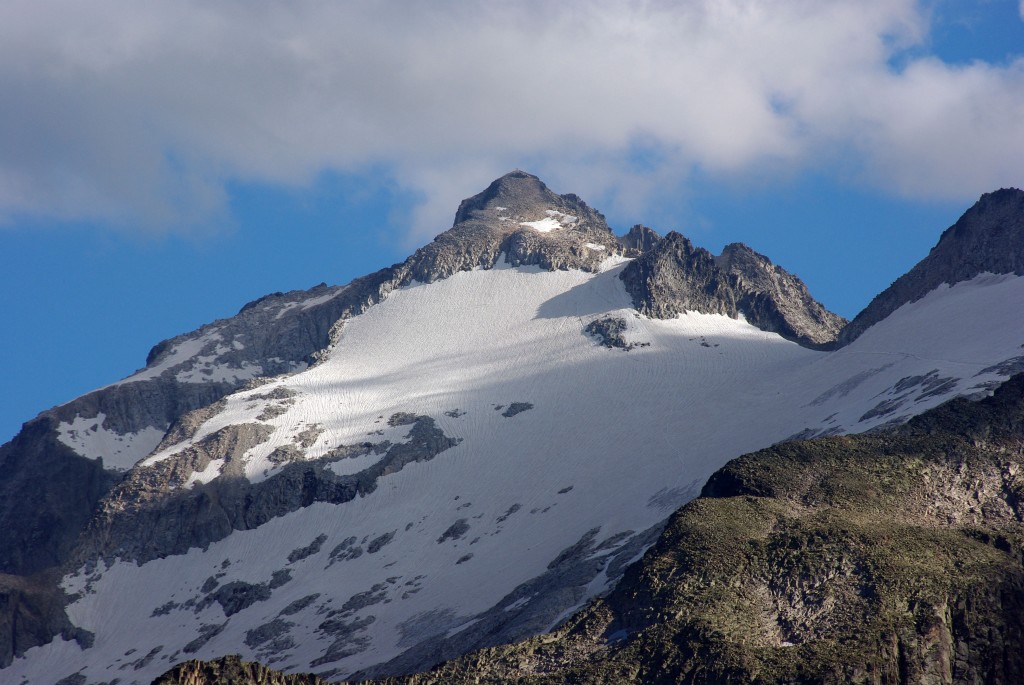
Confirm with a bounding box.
[1,172,1022,684]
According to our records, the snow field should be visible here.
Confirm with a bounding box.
[11,264,1024,684]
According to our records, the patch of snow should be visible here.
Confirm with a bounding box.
[175,358,264,384]
[519,216,561,232]
[545,209,578,224]
[113,332,222,386]
[56,413,165,471]
[584,243,606,251]
[185,459,224,487]
[519,209,579,233]
[300,291,340,310]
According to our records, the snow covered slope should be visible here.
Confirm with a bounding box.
[9,253,1024,684]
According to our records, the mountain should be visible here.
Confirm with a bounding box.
[158,373,1024,685]
[2,174,1023,684]
[837,188,1024,347]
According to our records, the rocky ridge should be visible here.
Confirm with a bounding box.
[620,233,846,348]
[838,187,1024,346]
[79,414,461,566]
[153,654,327,685]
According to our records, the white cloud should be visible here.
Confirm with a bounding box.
[0,0,1021,238]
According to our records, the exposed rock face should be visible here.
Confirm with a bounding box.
[617,224,662,257]
[281,374,1024,685]
[153,654,327,685]
[0,417,119,577]
[80,415,460,565]
[0,278,396,577]
[838,187,1024,346]
[621,233,845,347]
[585,317,649,351]
[403,170,620,281]
[716,242,846,346]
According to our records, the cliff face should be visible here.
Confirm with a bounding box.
[322,375,1024,685]
[621,234,845,348]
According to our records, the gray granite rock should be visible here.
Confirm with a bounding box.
[617,224,662,257]
[621,232,845,348]
[716,242,846,347]
[838,187,1024,346]
[78,415,460,565]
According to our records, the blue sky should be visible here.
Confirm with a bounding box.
[2,0,1023,443]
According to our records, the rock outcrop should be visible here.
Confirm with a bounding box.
[621,233,845,347]
[81,415,460,566]
[406,170,619,280]
[838,187,1024,346]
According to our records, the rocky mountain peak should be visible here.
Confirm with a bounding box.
[403,171,619,282]
[449,169,611,236]
[837,187,1024,347]
[453,170,563,224]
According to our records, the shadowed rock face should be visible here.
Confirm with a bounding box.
[0,570,93,669]
[80,415,460,566]
[617,224,662,257]
[838,187,1024,347]
[621,233,846,347]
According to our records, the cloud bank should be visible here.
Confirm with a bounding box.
[2,0,1022,239]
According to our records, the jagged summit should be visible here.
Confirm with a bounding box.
[715,242,846,346]
[838,187,1024,346]
[452,170,589,226]
[620,233,846,348]
[405,170,619,282]
[427,171,845,347]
